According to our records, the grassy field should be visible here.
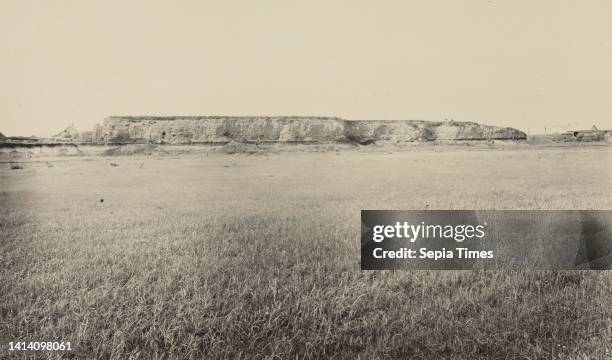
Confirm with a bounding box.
[1,146,611,359]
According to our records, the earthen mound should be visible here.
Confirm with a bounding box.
[89,116,526,145]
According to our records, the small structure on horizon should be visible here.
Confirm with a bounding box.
[557,125,611,142]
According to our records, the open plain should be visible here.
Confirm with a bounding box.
[1,145,611,359]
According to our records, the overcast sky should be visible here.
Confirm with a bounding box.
[1,0,611,137]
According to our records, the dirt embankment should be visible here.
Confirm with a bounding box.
[0,143,84,158]
[90,116,527,144]
[0,117,528,159]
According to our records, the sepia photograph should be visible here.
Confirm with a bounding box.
[1,1,611,358]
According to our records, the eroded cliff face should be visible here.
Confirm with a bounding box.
[87,116,526,144]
